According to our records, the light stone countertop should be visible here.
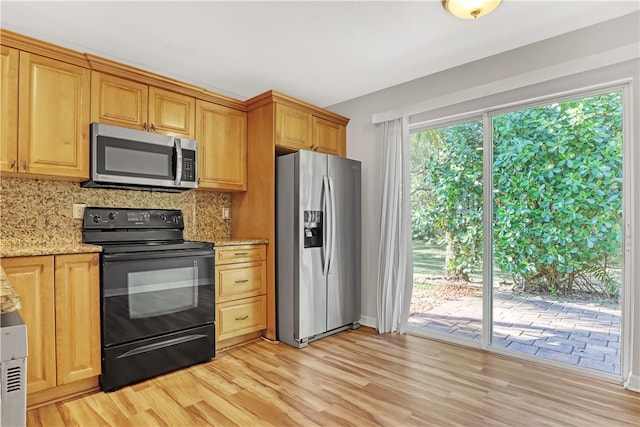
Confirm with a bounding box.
[0,240,267,258]
[213,239,268,247]
[1,265,21,314]
[0,243,103,258]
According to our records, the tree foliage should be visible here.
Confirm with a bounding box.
[411,92,623,296]
[411,121,484,280]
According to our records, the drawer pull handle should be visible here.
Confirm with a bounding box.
[235,315,249,321]
[234,252,249,256]
[235,279,249,284]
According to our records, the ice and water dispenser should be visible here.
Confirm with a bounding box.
[304,210,323,248]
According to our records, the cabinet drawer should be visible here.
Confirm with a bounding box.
[217,261,266,303]
[215,245,266,265]
[217,296,266,341]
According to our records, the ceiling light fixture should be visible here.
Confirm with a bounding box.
[442,0,503,19]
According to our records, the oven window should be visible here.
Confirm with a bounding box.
[128,266,198,318]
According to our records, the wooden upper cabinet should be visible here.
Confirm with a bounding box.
[1,256,56,394]
[1,46,19,173]
[91,71,195,138]
[196,100,247,191]
[90,72,148,129]
[149,87,195,138]
[275,103,313,151]
[274,102,346,156]
[313,116,346,157]
[54,253,101,385]
[10,52,90,180]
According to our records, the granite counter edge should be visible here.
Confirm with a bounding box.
[1,243,103,258]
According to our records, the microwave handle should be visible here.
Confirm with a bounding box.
[174,139,183,186]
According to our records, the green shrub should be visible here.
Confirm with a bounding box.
[411,92,623,296]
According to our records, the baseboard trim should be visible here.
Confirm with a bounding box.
[624,372,640,392]
[359,315,376,329]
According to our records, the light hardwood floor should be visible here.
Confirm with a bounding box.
[27,327,639,426]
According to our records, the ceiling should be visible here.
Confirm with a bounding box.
[1,1,638,108]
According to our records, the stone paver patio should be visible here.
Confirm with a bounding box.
[408,290,621,375]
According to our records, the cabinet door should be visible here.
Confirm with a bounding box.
[275,103,313,151]
[313,116,345,157]
[1,256,56,394]
[196,100,247,191]
[18,52,90,180]
[90,71,148,131]
[1,46,19,174]
[54,253,101,385]
[148,86,195,138]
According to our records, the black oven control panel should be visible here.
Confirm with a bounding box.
[82,207,184,229]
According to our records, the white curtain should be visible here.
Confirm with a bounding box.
[376,117,413,334]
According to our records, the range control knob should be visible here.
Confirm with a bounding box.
[171,215,181,225]
[92,215,102,223]
[108,212,117,220]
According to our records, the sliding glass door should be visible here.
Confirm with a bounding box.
[409,87,626,377]
[490,91,623,374]
[408,120,484,342]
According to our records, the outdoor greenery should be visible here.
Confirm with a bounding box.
[411,92,623,297]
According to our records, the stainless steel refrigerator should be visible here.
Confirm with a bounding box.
[276,150,361,348]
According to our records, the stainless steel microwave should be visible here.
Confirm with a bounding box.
[82,123,198,192]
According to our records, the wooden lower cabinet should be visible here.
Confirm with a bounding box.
[1,253,101,406]
[1,256,56,393]
[54,254,101,385]
[217,296,267,342]
[215,244,267,349]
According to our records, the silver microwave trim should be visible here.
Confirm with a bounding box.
[89,123,198,190]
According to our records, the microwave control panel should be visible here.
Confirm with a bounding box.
[182,151,196,182]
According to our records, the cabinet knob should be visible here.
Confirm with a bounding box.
[143,122,148,131]
[21,160,27,171]
[93,256,99,265]
[150,123,156,132]
[9,160,16,170]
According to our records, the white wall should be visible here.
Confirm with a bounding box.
[328,12,640,390]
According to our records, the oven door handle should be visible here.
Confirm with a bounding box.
[116,334,209,359]
[103,249,214,262]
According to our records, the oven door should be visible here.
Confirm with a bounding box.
[101,248,214,347]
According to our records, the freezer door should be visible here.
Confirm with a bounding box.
[326,155,361,331]
[297,150,329,340]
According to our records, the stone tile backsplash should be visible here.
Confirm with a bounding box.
[0,178,231,249]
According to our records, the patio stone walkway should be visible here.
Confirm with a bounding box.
[408,290,621,375]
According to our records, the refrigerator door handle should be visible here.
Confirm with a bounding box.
[327,175,337,274]
[322,175,331,276]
